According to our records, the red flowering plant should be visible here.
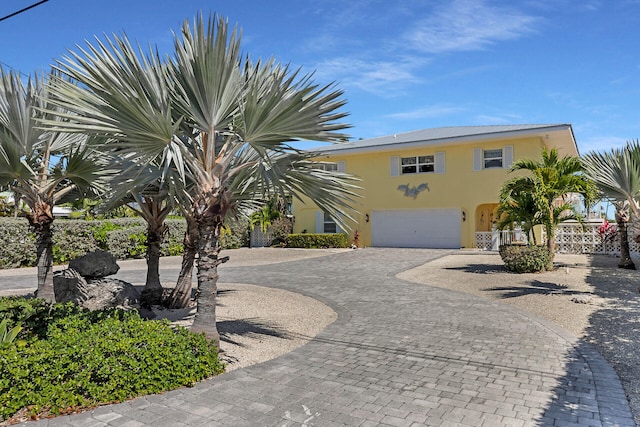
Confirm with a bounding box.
[598,220,618,244]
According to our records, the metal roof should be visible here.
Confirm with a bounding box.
[308,124,576,155]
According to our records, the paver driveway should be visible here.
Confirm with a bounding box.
[13,248,635,426]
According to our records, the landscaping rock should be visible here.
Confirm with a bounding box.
[69,250,120,278]
[54,269,90,304]
[81,278,140,311]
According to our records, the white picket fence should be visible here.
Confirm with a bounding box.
[475,222,638,256]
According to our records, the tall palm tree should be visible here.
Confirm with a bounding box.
[0,68,109,302]
[582,143,640,269]
[45,14,360,345]
[505,148,596,268]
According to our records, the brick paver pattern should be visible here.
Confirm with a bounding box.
[14,248,634,426]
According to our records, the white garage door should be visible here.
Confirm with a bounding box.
[371,209,461,248]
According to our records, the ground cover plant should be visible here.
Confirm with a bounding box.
[0,296,224,422]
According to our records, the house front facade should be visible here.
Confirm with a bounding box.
[291,124,579,249]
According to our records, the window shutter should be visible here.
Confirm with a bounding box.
[390,156,399,176]
[337,161,346,172]
[473,148,482,171]
[503,145,514,169]
[315,211,324,233]
[336,213,343,234]
[435,152,445,174]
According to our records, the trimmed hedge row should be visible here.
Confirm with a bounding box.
[286,233,349,248]
[0,217,250,269]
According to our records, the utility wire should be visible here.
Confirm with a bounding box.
[0,0,49,23]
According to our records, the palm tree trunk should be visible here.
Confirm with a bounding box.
[616,214,636,270]
[546,207,555,270]
[140,223,167,307]
[166,215,199,309]
[31,216,55,303]
[190,216,223,348]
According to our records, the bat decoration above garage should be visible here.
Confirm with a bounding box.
[397,183,429,199]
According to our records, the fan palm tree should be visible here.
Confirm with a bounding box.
[505,148,596,268]
[45,14,360,345]
[0,68,110,302]
[582,143,640,269]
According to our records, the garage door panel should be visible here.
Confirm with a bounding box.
[371,209,460,248]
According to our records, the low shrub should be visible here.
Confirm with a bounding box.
[286,233,349,248]
[0,297,224,421]
[499,244,551,273]
[269,217,293,246]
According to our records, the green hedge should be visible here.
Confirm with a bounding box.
[286,233,349,248]
[0,216,250,269]
[499,244,551,273]
[0,296,223,421]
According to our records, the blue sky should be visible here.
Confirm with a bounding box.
[1,0,639,154]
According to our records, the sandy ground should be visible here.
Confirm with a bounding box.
[153,283,337,371]
[398,252,605,338]
[119,248,349,371]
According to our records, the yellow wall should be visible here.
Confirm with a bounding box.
[293,136,551,248]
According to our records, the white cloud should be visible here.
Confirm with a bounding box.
[313,57,427,97]
[405,0,540,54]
[473,113,525,125]
[386,105,466,120]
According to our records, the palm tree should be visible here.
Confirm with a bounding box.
[505,148,597,268]
[0,68,109,302]
[495,184,542,245]
[45,14,360,345]
[582,143,640,269]
[99,156,182,305]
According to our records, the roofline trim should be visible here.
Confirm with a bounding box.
[310,124,575,156]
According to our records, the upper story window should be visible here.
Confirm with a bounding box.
[401,155,435,174]
[391,152,445,176]
[483,149,503,168]
[313,162,338,171]
[313,161,345,172]
[473,146,513,171]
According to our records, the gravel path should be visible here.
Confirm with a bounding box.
[399,251,640,425]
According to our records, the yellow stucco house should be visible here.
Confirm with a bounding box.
[292,124,579,249]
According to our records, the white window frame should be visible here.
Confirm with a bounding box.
[483,149,503,169]
[313,161,345,172]
[400,155,435,174]
[323,212,337,233]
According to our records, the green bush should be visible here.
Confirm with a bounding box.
[220,217,250,249]
[0,218,36,268]
[499,244,551,273]
[0,216,251,268]
[0,297,224,421]
[286,233,349,248]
